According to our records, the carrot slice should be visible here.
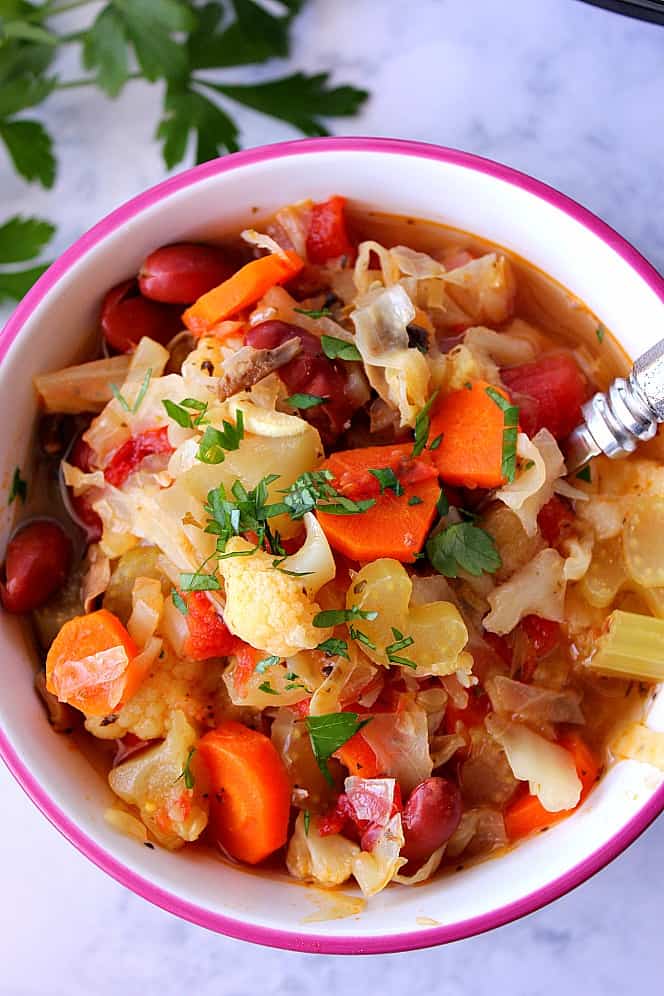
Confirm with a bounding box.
[197,721,291,865]
[182,251,304,335]
[45,608,141,717]
[504,734,601,841]
[334,731,381,777]
[428,379,510,489]
[316,443,439,563]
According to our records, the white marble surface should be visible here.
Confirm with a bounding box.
[2,0,664,991]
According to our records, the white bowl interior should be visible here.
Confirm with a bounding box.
[2,146,664,945]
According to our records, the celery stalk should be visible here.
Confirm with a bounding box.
[589,609,664,681]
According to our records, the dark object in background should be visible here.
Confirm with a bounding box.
[580,0,664,23]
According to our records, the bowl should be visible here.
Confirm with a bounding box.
[2,137,664,954]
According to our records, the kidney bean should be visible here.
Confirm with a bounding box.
[138,243,233,304]
[245,320,357,445]
[101,278,183,353]
[66,436,102,542]
[1,520,72,614]
[401,776,462,865]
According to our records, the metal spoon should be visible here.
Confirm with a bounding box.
[564,338,664,472]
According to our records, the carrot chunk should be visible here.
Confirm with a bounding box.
[316,443,439,563]
[182,251,304,335]
[197,722,291,864]
[45,609,141,717]
[428,380,510,489]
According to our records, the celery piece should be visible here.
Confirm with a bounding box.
[589,609,664,681]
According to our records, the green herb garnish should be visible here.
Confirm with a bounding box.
[255,654,280,674]
[163,397,209,429]
[8,466,27,505]
[111,367,152,415]
[172,590,188,615]
[316,638,350,659]
[284,393,328,410]
[576,464,592,483]
[385,627,417,669]
[596,324,606,344]
[412,391,439,458]
[259,681,280,696]
[429,433,443,451]
[436,488,449,516]
[408,495,423,507]
[306,712,371,786]
[303,809,311,836]
[294,307,333,320]
[349,625,377,651]
[485,386,519,483]
[313,606,378,628]
[196,410,244,464]
[368,467,404,496]
[279,470,375,520]
[320,335,362,362]
[179,571,221,592]
[426,521,502,578]
[178,747,196,790]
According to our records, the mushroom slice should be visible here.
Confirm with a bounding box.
[218,338,302,401]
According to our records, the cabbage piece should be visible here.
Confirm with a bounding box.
[108,710,208,849]
[441,253,516,326]
[309,642,376,716]
[279,512,336,595]
[562,531,594,582]
[127,576,164,648]
[459,726,519,806]
[484,548,566,635]
[612,723,664,770]
[353,240,401,295]
[623,496,664,587]
[463,326,536,384]
[219,537,331,656]
[393,845,446,885]
[35,354,131,414]
[486,675,584,727]
[486,716,581,812]
[104,807,149,843]
[81,544,111,613]
[579,535,625,607]
[223,654,315,710]
[495,429,565,537]
[446,806,507,858]
[361,701,433,794]
[343,778,407,897]
[241,227,289,260]
[390,245,445,279]
[287,812,359,887]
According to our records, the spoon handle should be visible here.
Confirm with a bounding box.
[564,337,664,472]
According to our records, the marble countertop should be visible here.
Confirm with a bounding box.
[2,0,664,992]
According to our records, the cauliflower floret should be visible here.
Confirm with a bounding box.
[109,710,208,850]
[85,646,226,741]
[219,537,332,656]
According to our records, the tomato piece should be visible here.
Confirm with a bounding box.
[537,495,575,546]
[1,520,72,614]
[500,353,587,440]
[101,279,183,353]
[443,689,490,734]
[104,427,173,488]
[138,243,233,304]
[232,641,261,693]
[306,195,354,264]
[244,320,360,445]
[182,591,237,661]
[513,614,561,682]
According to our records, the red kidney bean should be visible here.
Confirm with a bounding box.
[1,520,72,614]
[401,776,462,865]
[138,243,233,304]
[244,321,357,445]
[101,278,183,354]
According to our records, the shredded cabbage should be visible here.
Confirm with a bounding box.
[484,548,566,635]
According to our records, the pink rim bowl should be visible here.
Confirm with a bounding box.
[1,137,664,955]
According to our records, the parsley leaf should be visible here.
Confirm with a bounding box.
[171,590,188,615]
[485,387,519,484]
[385,627,417,669]
[284,393,328,410]
[163,397,209,428]
[112,0,196,83]
[316,638,349,659]
[412,391,438,457]
[306,712,371,786]
[179,746,196,790]
[204,474,283,556]
[368,467,404,497]
[111,368,152,414]
[187,0,301,71]
[0,215,54,264]
[426,522,501,578]
[349,625,376,651]
[0,118,55,188]
[280,470,375,520]
[320,334,362,362]
[259,681,280,695]
[158,82,240,168]
[255,654,280,674]
[295,307,333,320]
[313,606,378,628]
[0,263,49,304]
[82,6,130,97]
[576,464,592,483]
[197,411,244,464]
[596,324,606,344]
[408,495,423,506]
[179,571,221,592]
[303,809,311,836]
[8,466,27,505]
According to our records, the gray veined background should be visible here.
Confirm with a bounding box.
[1,1,663,993]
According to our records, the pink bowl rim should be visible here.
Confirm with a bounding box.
[2,136,664,954]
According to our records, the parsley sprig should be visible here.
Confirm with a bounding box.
[0,1,368,303]
[426,521,501,578]
[486,387,519,484]
[306,712,371,786]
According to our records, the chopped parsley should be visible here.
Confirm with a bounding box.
[320,334,362,362]
[259,681,280,695]
[349,625,377,651]
[576,464,592,483]
[196,411,244,464]
[596,324,606,344]
[178,747,196,790]
[179,571,221,592]
[313,606,378,628]
[408,495,423,507]
[8,466,27,505]
[426,521,502,578]
[279,470,375,519]
[412,391,439,457]
[284,393,328,409]
[486,386,519,483]
[303,809,311,836]
[294,307,333,320]
[171,590,188,615]
[368,467,404,496]
[316,637,350,658]
[429,433,443,451]
[163,397,209,429]
[306,712,371,786]
[436,488,450,516]
[255,654,280,673]
[111,368,152,415]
